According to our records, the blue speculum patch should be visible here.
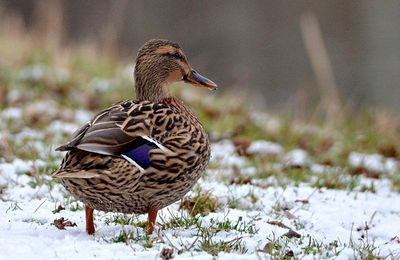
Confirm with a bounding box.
[122,143,154,169]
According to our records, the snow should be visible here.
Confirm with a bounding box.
[15,128,45,140]
[249,112,281,132]
[121,64,135,80]
[283,149,309,167]
[18,64,47,81]
[246,140,283,156]
[0,159,46,186]
[349,152,399,173]
[1,125,400,258]
[1,171,400,259]
[25,100,59,118]
[74,110,93,125]
[1,107,23,120]
[210,140,246,167]
[89,78,113,93]
[47,121,80,135]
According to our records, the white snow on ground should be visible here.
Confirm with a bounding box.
[1,137,400,259]
[47,121,81,135]
[246,140,283,156]
[283,149,309,168]
[0,107,23,120]
[349,152,399,173]
[210,140,246,167]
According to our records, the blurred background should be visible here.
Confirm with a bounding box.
[1,0,400,114]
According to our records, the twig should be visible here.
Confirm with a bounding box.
[300,12,343,126]
[34,199,47,213]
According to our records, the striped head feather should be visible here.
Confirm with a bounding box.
[134,39,217,102]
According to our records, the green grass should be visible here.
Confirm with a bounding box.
[159,213,202,230]
[208,216,258,234]
[108,230,155,247]
[102,211,257,257]
[259,232,391,259]
[104,214,147,229]
[63,198,84,212]
[180,189,221,216]
[197,234,248,256]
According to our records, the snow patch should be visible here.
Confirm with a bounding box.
[283,149,309,167]
[246,140,284,155]
[211,140,246,167]
[349,152,399,173]
[47,121,79,135]
[1,107,22,119]
[18,64,47,81]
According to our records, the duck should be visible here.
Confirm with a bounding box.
[53,39,217,235]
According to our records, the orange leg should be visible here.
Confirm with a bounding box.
[85,205,95,235]
[147,207,158,234]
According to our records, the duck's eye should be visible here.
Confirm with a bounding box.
[171,52,183,60]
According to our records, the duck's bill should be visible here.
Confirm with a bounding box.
[184,70,218,90]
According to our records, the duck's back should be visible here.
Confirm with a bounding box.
[54,97,210,214]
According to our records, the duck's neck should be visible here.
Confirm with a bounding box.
[135,71,171,102]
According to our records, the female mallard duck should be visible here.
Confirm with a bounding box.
[53,39,217,235]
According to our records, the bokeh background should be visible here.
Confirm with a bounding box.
[2,0,400,113]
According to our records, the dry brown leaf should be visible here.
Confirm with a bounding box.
[257,242,275,254]
[283,229,302,239]
[160,247,174,260]
[285,249,295,257]
[283,210,297,220]
[52,205,65,214]
[294,199,309,204]
[230,176,252,185]
[351,167,380,179]
[52,217,77,230]
[266,220,290,229]
[378,144,398,158]
[232,137,252,156]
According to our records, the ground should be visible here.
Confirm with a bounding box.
[1,40,400,259]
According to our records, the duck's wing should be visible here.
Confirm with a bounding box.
[56,100,173,171]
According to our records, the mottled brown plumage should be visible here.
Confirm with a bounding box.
[53,39,217,235]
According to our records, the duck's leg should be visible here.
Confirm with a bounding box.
[147,207,158,234]
[85,205,95,235]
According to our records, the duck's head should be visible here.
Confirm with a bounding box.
[134,39,217,102]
